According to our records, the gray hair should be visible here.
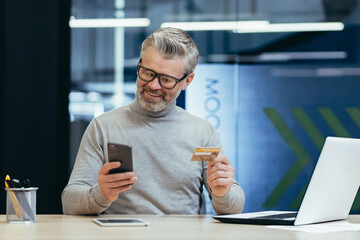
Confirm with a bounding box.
[140,27,199,75]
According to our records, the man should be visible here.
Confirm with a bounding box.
[62,27,245,215]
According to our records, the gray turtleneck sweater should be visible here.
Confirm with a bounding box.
[62,96,245,215]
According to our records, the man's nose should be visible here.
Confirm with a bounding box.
[148,76,162,90]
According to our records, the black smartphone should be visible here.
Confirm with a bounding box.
[107,143,133,174]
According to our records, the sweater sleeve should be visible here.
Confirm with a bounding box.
[61,119,112,214]
[210,181,245,215]
[202,124,246,215]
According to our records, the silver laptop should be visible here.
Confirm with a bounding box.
[213,136,360,225]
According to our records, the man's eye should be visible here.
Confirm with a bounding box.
[144,71,154,77]
[162,77,175,83]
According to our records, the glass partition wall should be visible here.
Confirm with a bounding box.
[70,0,360,213]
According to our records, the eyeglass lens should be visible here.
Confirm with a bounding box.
[138,66,177,89]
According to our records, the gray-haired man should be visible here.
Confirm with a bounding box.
[62,27,245,215]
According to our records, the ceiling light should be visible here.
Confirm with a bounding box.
[233,22,344,33]
[161,21,269,31]
[69,16,150,28]
[161,21,344,33]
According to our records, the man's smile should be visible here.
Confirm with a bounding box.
[143,88,163,99]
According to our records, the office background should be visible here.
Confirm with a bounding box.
[1,0,359,214]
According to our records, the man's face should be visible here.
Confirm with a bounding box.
[137,46,194,112]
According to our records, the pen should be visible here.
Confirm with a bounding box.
[5,175,25,220]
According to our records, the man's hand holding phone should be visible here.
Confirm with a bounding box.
[98,143,136,202]
[98,162,138,202]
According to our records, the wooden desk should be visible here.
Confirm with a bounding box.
[0,215,360,240]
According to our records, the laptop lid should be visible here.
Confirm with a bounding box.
[294,136,360,225]
[213,137,360,226]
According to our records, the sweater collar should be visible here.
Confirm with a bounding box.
[130,91,177,118]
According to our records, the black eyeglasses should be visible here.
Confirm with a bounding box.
[137,60,188,90]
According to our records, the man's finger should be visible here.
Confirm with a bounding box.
[208,170,234,182]
[207,163,234,176]
[99,162,121,175]
[208,177,233,187]
[105,172,135,183]
[208,155,230,168]
[104,176,138,189]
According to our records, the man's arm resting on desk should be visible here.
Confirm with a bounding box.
[62,183,112,215]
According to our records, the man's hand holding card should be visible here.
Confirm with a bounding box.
[191,147,235,198]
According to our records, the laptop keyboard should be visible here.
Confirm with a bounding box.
[253,212,297,220]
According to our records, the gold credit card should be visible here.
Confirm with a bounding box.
[191,147,221,161]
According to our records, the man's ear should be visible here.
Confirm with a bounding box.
[181,73,194,91]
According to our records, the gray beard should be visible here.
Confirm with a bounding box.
[138,91,167,112]
[137,88,182,112]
